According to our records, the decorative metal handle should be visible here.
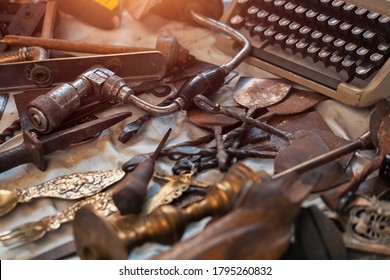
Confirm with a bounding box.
[17,170,125,203]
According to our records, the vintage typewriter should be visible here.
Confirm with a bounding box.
[216,0,390,106]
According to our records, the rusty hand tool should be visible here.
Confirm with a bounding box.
[321,101,390,211]
[272,131,373,181]
[155,171,322,260]
[187,106,245,171]
[194,95,294,141]
[0,93,8,122]
[112,128,172,215]
[166,146,277,161]
[73,161,267,259]
[24,6,249,133]
[274,130,351,193]
[0,111,131,173]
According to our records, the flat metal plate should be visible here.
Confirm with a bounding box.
[0,51,167,91]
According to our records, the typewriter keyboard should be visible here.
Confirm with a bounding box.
[217,0,390,106]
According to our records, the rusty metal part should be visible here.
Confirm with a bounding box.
[187,105,244,171]
[112,128,172,215]
[273,132,372,180]
[156,171,322,260]
[73,161,266,259]
[21,10,250,133]
[274,130,351,192]
[121,134,215,173]
[0,111,132,173]
[322,101,390,211]
[0,119,21,145]
[13,88,113,132]
[166,146,277,161]
[295,205,346,259]
[0,51,167,92]
[0,46,48,63]
[233,77,291,115]
[25,64,180,133]
[269,110,345,152]
[260,89,328,121]
[1,35,191,71]
[0,35,151,54]
[194,95,294,141]
[0,93,8,122]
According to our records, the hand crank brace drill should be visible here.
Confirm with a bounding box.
[26,0,251,133]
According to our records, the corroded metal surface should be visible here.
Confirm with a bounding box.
[233,77,291,111]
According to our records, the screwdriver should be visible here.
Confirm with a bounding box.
[112,128,172,215]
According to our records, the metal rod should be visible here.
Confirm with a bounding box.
[1,35,152,54]
[272,132,373,179]
[190,10,251,74]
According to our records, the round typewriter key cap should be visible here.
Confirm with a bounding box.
[369,53,385,67]
[355,64,375,79]
[230,15,245,29]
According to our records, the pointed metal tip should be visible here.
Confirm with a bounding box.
[152,128,172,161]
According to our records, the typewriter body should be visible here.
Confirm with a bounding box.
[217,0,390,107]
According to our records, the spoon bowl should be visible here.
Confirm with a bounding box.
[0,189,19,217]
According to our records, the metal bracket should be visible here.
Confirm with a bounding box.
[0,51,167,92]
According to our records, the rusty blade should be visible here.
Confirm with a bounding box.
[263,89,328,119]
[41,111,132,154]
[0,93,9,121]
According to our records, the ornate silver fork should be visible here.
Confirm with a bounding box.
[0,191,117,248]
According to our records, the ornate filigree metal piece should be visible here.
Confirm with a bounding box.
[0,169,124,217]
[0,191,118,248]
[18,170,125,202]
[343,196,390,256]
[146,172,209,213]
